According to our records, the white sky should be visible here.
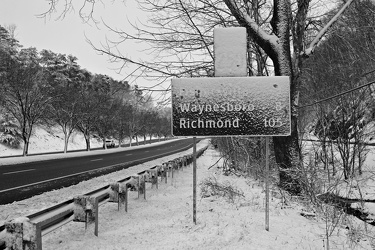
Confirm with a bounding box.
[0,0,150,85]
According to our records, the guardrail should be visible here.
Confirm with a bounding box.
[0,145,208,250]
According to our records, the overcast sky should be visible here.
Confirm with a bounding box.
[0,0,148,84]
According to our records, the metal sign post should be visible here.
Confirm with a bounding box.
[171,27,290,229]
[193,137,197,224]
[265,137,270,231]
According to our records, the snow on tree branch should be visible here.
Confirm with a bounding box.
[223,0,278,54]
[302,0,354,57]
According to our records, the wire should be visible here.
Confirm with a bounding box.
[298,80,375,109]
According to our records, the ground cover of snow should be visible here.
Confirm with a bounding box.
[37,143,374,250]
[1,124,375,249]
[0,138,198,225]
[3,141,374,249]
[0,125,160,158]
[0,126,103,157]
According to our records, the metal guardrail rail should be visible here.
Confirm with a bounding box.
[0,145,208,250]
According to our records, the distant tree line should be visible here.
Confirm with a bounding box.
[0,25,171,156]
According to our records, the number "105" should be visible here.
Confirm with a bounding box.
[264,117,283,128]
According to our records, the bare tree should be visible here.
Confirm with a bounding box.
[1,48,53,155]
[39,0,372,194]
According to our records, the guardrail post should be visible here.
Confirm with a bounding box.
[4,220,23,250]
[146,169,158,189]
[170,161,174,179]
[4,217,42,250]
[161,163,168,183]
[187,154,192,165]
[179,157,183,171]
[179,158,183,170]
[176,159,180,172]
[109,183,120,210]
[184,155,188,167]
[155,166,159,189]
[118,183,128,212]
[140,174,146,200]
[73,196,98,236]
[156,165,162,188]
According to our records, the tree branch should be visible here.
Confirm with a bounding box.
[223,0,278,59]
[302,0,355,57]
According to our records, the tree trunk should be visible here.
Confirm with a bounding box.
[22,137,29,156]
[118,137,122,148]
[64,134,69,153]
[84,133,91,151]
[22,124,33,156]
[331,142,336,176]
[273,116,302,194]
[268,0,302,195]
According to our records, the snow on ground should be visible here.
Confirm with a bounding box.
[0,126,103,157]
[37,143,374,250]
[2,127,375,249]
[0,137,177,167]
[2,140,373,249]
[0,139,202,225]
[0,125,161,158]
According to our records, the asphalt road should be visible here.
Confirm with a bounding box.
[0,138,195,205]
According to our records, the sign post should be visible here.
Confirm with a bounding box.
[172,27,291,229]
[265,137,270,231]
[193,137,197,224]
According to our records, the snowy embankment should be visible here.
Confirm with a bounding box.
[2,128,375,249]
[0,126,103,157]
[2,140,372,249]
[39,143,372,250]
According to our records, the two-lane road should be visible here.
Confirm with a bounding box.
[0,138,196,204]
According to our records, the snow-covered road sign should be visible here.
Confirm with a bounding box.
[171,27,291,137]
[171,76,291,136]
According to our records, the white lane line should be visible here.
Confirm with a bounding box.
[0,143,194,194]
[125,154,133,156]
[91,158,103,162]
[3,169,36,175]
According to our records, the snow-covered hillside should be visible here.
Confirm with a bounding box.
[0,126,103,157]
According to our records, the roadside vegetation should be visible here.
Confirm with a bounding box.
[1,0,375,248]
[0,25,171,155]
